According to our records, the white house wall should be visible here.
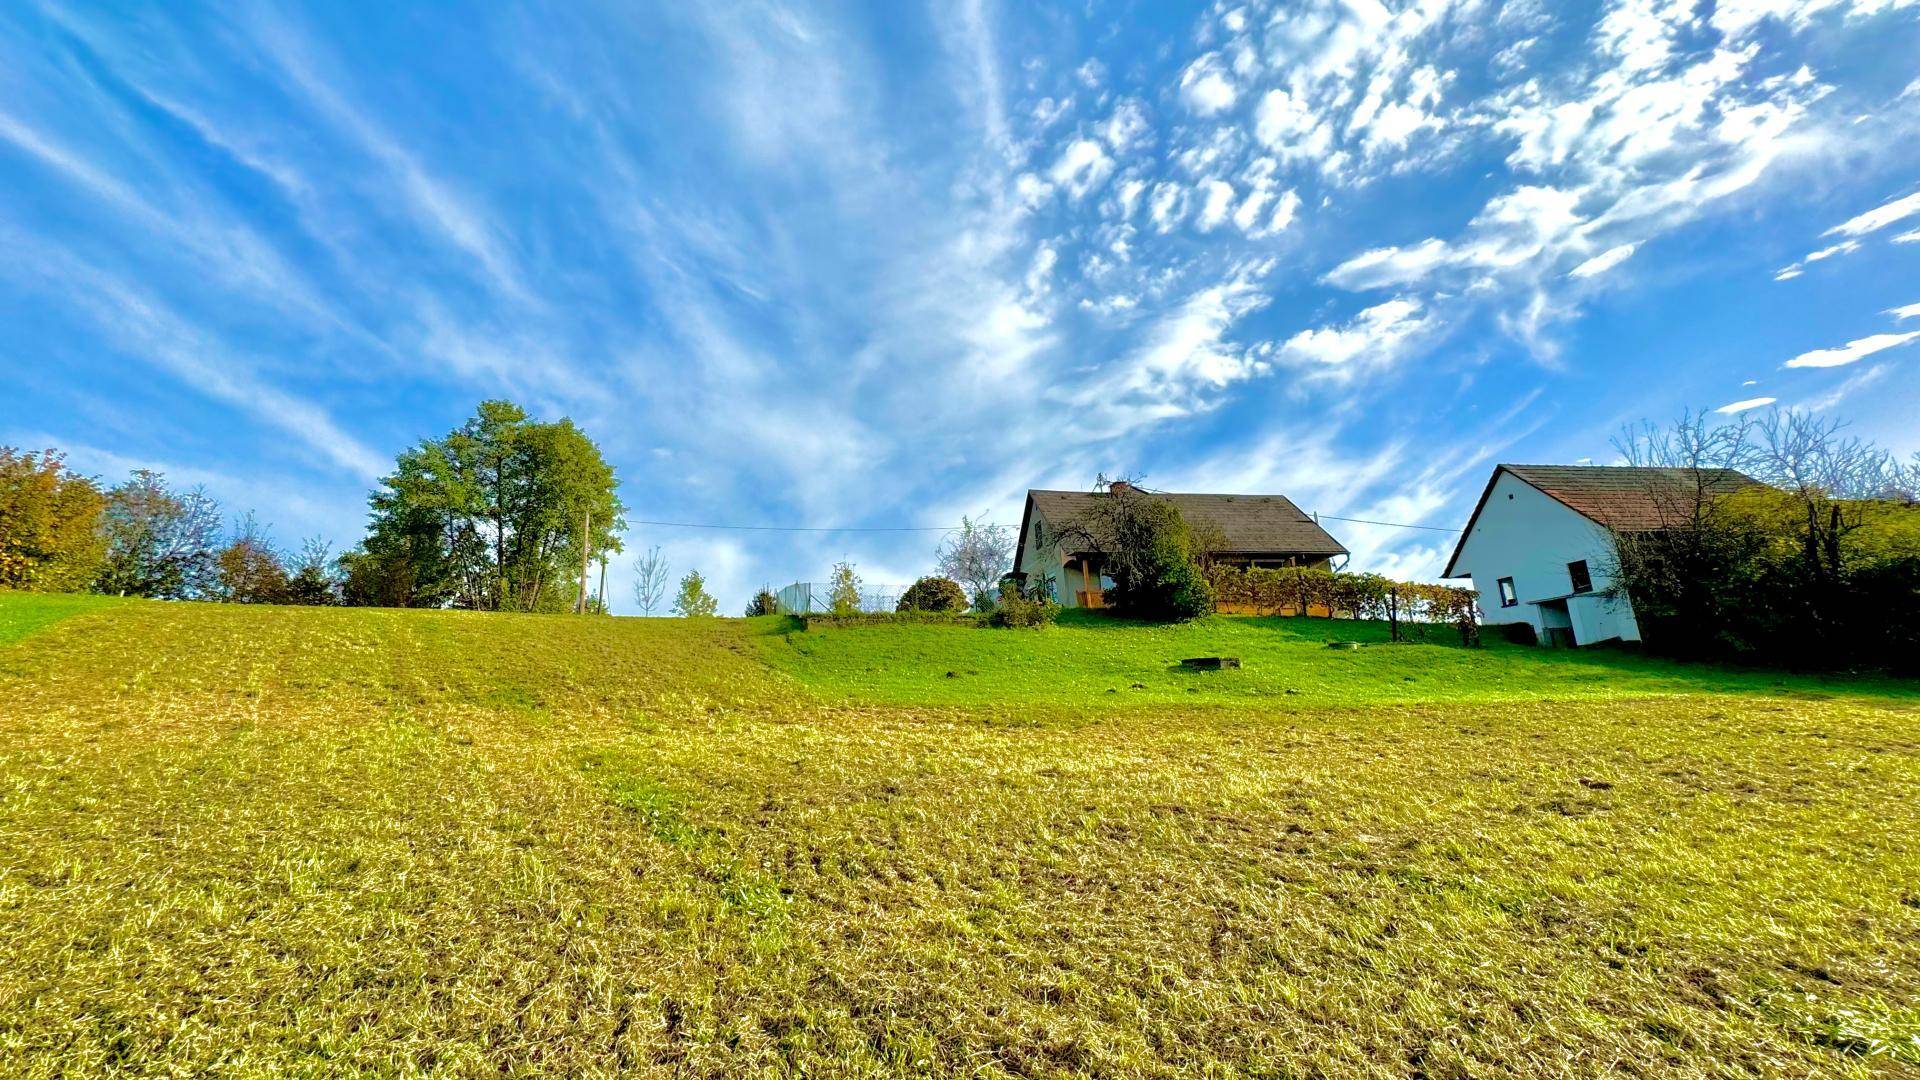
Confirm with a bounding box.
[1451,471,1641,644]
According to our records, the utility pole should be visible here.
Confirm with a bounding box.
[576,508,592,615]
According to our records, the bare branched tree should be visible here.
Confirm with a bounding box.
[1609,406,1920,665]
[631,545,670,616]
[937,515,1014,610]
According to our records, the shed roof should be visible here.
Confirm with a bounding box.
[1023,489,1348,558]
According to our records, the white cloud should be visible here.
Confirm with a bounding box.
[1074,279,1275,430]
[1100,100,1151,151]
[1323,238,1454,289]
[1148,182,1187,232]
[1890,302,1920,320]
[1713,396,1776,413]
[1324,185,1586,290]
[1253,89,1328,159]
[1196,179,1236,231]
[1773,265,1804,281]
[1894,228,1920,244]
[1048,138,1114,199]
[1803,239,1860,263]
[1268,189,1302,233]
[1278,298,1432,373]
[1179,54,1237,115]
[1570,243,1638,278]
[1822,190,1920,237]
[1800,362,1893,412]
[1785,331,1920,368]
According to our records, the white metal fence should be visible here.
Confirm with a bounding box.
[774,582,907,615]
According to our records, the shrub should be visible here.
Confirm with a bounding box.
[745,587,780,616]
[827,562,862,617]
[672,571,718,618]
[989,580,1059,628]
[897,576,967,613]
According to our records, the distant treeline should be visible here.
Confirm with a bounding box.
[0,400,626,613]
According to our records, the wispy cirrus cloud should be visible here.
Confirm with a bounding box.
[4,0,1919,610]
[1786,331,1920,368]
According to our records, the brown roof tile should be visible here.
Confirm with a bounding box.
[1025,489,1348,558]
[1502,465,1762,530]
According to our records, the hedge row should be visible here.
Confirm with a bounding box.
[793,611,984,631]
[1206,566,1478,623]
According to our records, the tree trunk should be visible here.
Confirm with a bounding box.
[576,510,592,615]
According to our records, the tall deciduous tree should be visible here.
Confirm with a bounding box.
[0,448,106,592]
[96,470,222,599]
[348,401,625,610]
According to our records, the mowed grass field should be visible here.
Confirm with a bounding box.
[1,593,1917,1076]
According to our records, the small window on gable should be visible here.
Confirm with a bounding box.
[1568,560,1593,594]
[1497,577,1517,608]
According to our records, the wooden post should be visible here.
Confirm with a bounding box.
[576,509,592,615]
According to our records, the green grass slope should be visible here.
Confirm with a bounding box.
[1,594,1917,1076]
[0,589,122,646]
[754,608,1913,709]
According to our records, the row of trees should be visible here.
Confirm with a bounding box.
[0,450,336,604]
[1,401,638,614]
[1608,410,1920,671]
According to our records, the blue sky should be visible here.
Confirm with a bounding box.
[3,0,1918,612]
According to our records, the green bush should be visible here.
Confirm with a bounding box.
[745,588,780,616]
[989,580,1059,628]
[1098,496,1212,621]
[897,576,967,613]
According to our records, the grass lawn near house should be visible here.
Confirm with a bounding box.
[1,592,1917,1076]
[753,608,1911,709]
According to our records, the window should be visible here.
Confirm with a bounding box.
[1496,577,1517,608]
[1568,560,1593,594]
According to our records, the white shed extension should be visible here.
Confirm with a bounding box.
[1442,465,1758,647]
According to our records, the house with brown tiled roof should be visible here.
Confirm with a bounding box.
[1442,464,1761,646]
[1010,483,1348,608]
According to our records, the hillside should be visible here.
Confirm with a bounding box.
[2,594,1917,1076]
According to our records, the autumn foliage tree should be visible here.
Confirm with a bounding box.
[0,448,106,592]
[215,515,291,604]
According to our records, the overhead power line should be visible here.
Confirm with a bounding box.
[1313,513,1459,534]
[630,511,1457,535]
[627,518,996,534]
